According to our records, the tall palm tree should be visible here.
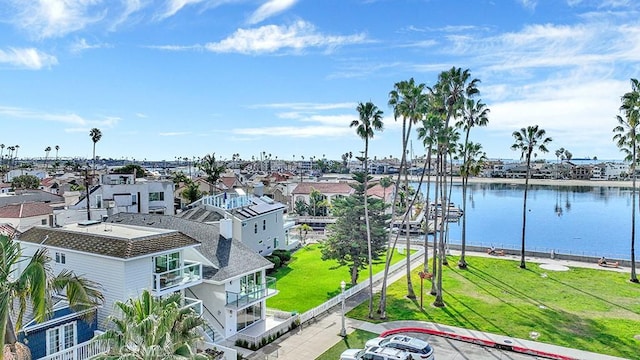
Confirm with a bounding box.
[44,146,51,171]
[457,141,487,268]
[0,144,4,168]
[54,145,60,162]
[89,128,102,183]
[378,78,429,317]
[13,145,19,170]
[554,147,565,179]
[197,153,226,195]
[95,290,207,359]
[613,78,640,283]
[455,99,489,269]
[1,235,104,360]
[511,125,552,269]
[379,176,393,206]
[351,101,384,319]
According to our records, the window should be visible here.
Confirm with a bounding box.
[55,252,66,264]
[263,220,266,231]
[41,219,47,225]
[154,252,181,273]
[149,192,164,201]
[96,194,102,208]
[131,194,137,205]
[46,322,76,355]
[254,224,257,234]
[274,238,279,248]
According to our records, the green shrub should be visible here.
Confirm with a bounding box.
[266,255,281,269]
[272,249,291,262]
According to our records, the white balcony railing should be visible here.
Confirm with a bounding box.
[152,260,203,295]
[226,277,277,308]
[183,296,203,316]
[39,338,107,360]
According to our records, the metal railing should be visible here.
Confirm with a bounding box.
[152,260,202,294]
[226,277,277,308]
[183,296,203,315]
[39,337,107,360]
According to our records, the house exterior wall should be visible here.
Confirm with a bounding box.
[234,210,285,256]
[0,214,49,232]
[190,282,229,335]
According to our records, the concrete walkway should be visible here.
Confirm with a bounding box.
[244,251,634,360]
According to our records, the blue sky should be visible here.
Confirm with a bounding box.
[0,0,639,163]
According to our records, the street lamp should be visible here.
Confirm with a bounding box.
[340,280,346,337]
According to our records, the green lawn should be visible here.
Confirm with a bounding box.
[315,330,378,360]
[348,255,640,359]
[266,244,410,313]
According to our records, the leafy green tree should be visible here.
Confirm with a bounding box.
[297,223,313,246]
[95,289,208,360]
[351,101,384,319]
[294,200,309,216]
[198,153,226,195]
[321,173,390,285]
[11,174,40,190]
[308,188,328,216]
[112,164,147,178]
[613,78,640,283]
[1,235,104,360]
[511,125,552,269]
[181,181,203,205]
[171,171,189,185]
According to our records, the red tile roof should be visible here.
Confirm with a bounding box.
[0,203,54,218]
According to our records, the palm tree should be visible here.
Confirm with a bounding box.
[13,145,19,170]
[1,235,104,360]
[613,78,640,283]
[455,99,489,269]
[379,176,393,205]
[44,146,51,171]
[511,125,552,269]
[0,144,4,168]
[198,153,226,195]
[54,145,60,162]
[378,78,429,316]
[457,141,487,268]
[351,101,384,319]
[89,128,102,182]
[95,290,207,359]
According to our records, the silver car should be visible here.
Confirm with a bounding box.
[340,346,413,360]
[365,335,435,360]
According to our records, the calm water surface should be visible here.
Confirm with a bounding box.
[413,182,636,260]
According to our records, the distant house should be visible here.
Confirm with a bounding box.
[59,173,175,225]
[290,181,355,215]
[0,189,65,208]
[0,202,56,231]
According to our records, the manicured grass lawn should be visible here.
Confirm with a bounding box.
[316,330,377,360]
[348,255,640,359]
[266,244,410,313]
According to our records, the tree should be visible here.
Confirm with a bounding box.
[89,128,102,182]
[1,235,104,360]
[511,125,552,269]
[321,173,389,285]
[613,78,640,283]
[457,141,487,268]
[44,146,51,171]
[293,200,309,216]
[555,147,565,179]
[308,188,328,216]
[198,153,226,195]
[11,174,40,190]
[379,177,393,204]
[112,164,147,178]
[351,101,384,319]
[95,289,208,360]
[297,223,313,246]
[455,98,489,269]
[181,181,203,205]
[54,145,59,162]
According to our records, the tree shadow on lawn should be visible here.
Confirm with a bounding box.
[440,289,508,334]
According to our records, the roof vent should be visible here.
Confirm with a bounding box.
[78,220,101,227]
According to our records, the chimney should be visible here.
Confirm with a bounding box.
[220,218,233,239]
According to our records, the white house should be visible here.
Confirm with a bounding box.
[59,173,175,225]
[0,202,56,231]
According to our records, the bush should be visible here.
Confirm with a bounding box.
[272,249,291,263]
[266,255,281,269]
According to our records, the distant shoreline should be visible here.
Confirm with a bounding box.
[394,175,635,188]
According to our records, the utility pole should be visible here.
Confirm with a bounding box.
[84,166,91,221]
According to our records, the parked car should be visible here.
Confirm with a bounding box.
[340,346,413,360]
[365,335,434,360]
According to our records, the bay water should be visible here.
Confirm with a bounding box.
[412,181,635,260]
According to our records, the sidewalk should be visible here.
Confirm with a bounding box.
[245,251,633,360]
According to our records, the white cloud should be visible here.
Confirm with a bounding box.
[157,0,237,20]
[69,38,112,54]
[233,125,352,138]
[159,131,191,136]
[0,105,119,129]
[0,47,58,69]
[204,20,367,54]
[252,102,355,111]
[247,0,297,25]
[9,0,106,39]
[518,0,538,10]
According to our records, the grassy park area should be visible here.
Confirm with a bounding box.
[347,255,640,359]
[266,244,409,313]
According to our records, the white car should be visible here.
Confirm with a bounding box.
[340,346,413,360]
[365,335,435,360]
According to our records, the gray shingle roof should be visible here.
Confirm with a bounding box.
[18,226,199,259]
[0,190,65,208]
[106,213,273,282]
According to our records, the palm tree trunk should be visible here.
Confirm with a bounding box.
[459,175,468,268]
[520,152,532,269]
[404,156,416,300]
[430,152,442,296]
[363,143,375,318]
[631,149,638,282]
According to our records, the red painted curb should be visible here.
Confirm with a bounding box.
[379,327,576,360]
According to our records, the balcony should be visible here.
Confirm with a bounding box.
[183,296,203,316]
[152,260,203,296]
[40,336,107,360]
[226,277,278,309]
